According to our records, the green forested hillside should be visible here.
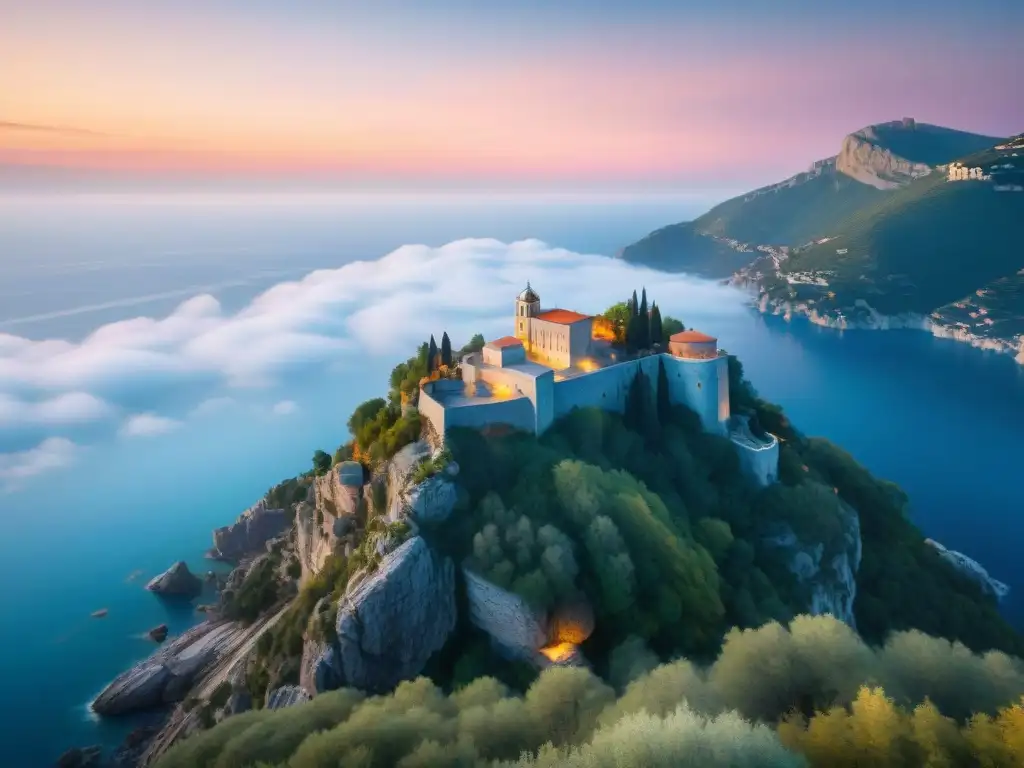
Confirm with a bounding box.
[145,329,1024,768]
[619,121,1009,279]
[769,144,1024,316]
[616,222,749,276]
[694,170,884,246]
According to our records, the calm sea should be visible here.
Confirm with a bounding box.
[0,193,1021,767]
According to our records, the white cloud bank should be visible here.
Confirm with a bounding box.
[0,238,748,486]
[119,413,182,438]
[272,400,298,416]
[0,437,77,491]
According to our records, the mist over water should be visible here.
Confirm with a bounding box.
[1,193,1022,766]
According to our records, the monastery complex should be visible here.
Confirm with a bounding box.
[419,284,780,487]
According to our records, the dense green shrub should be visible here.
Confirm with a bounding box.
[155,615,1024,768]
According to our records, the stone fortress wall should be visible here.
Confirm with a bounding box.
[418,285,779,487]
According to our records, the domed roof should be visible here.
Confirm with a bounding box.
[517,282,539,302]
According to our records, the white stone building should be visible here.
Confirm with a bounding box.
[418,285,779,487]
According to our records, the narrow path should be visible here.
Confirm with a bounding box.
[195,602,292,699]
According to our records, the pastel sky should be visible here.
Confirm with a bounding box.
[2,0,1021,190]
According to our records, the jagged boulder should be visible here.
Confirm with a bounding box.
[463,568,549,661]
[334,536,456,692]
[405,474,458,523]
[210,499,291,561]
[146,562,202,598]
[385,441,458,523]
[266,685,312,710]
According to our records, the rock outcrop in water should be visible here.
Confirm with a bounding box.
[146,561,202,599]
[926,538,1010,600]
[92,621,237,715]
[210,499,292,561]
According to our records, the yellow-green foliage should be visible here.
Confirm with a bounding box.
[155,615,1024,768]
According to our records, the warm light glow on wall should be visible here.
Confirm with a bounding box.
[591,317,618,342]
[492,383,514,400]
[539,642,577,663]
[576,358,599,373]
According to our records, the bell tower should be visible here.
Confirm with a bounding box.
[515,282,540,341]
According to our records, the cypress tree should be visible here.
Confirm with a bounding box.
[650,303,663,346]
[626,291,639,352]
[657,356,671,421]
[639,288,649,349]
[428,335,438,372]
[440,332,452,367]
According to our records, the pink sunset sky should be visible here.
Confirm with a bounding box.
[2,0,1021,191]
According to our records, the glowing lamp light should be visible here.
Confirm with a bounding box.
[539,642,577,663]
[492,383,513,399]
[576,358,598,373]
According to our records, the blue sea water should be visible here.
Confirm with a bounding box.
[0,193,1022,767]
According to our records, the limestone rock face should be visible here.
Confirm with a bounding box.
[92,621,239,715]
[335,536,456,692]
[299,635,343,696]
[464,568,549,660]
[386,441,431,521]
[764,501,862,627]
[386,441,457,523]
[313,463,363,521]
[146,561,202,598]
[405,474,458,523]
[297,464,365,579]
[836,130,932,190]
[210,499,291,561]
[266,685,312,710]
[294,501,336,581]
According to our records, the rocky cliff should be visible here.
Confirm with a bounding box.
[318,535,457,692]
[386,441,458,523]
[294,464,364,579]
[210,499,292,561]
[764,500,863,627]
[836,129,933,190]
[463,567,550,660]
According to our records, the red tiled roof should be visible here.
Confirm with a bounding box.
[535,309,591,325]
[670,330,717,343]
[488,335,524,348]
